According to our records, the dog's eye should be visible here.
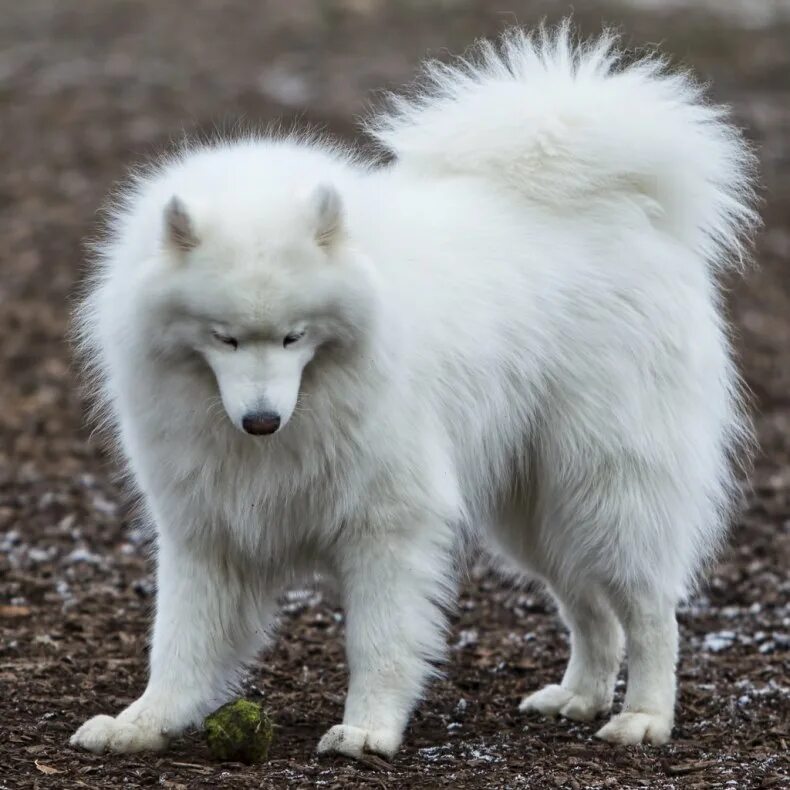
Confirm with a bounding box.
[212,331,238,349]
[283,330,305,348]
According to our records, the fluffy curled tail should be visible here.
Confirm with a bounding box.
[367,22,759,272]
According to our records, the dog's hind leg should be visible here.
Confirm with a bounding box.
[70,529,274,754]
[520,581,623,721]
[595,588,678,745]
[317,519,456,761]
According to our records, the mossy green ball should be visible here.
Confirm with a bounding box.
[204,700,273,764]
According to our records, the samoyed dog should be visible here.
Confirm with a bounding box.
[70,25,757,760]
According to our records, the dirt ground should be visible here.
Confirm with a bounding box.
[1,2,788,788]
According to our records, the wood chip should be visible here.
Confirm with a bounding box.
[357,753,394,772]
[0,605,32,617]
[168,762,214,774]
[664,759,721,776]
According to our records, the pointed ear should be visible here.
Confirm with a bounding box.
[310,184,343,248]
[164,196,199,253]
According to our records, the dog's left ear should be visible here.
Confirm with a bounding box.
[309,184,343,248]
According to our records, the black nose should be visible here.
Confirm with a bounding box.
[242,411,281,435]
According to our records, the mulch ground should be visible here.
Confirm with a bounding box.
[1,2,788,788]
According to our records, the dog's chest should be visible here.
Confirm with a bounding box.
[174,445,350,561]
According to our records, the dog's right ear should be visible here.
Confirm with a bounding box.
[163,196,199,254]
[309,184,344,248]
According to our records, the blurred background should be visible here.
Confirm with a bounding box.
[1,2,788,788]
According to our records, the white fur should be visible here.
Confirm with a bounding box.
[70,24,757,760]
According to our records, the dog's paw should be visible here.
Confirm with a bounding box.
[595,711,672,745]
[519,684,609,722]
[317,724,400,761]
[70,714,169,754]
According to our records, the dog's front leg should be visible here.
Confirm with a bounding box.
[71,530,273,754]
[317,522,455,761]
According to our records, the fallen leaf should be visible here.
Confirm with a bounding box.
[35,760,62,775]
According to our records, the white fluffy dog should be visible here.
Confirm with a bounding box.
[70,25,757,759]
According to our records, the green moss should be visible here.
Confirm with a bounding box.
[203,699,273,764]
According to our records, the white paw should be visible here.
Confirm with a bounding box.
[70,713,169,754]
[519,684,609,722]
[595,711,673,745]
[317,724,400,760]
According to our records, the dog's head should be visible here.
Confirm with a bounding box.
[132,155,376,436]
